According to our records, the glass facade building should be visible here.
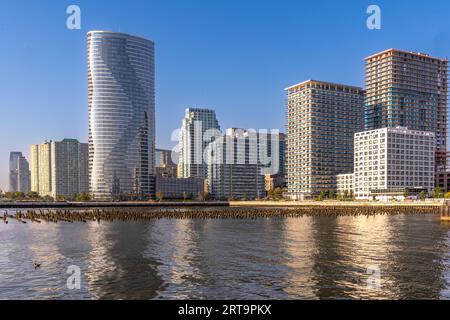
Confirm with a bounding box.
[9,152,30,193]
[179,108,220,179]
[365,49,448,188]
[88,31,155,200]
[9,152,22,192]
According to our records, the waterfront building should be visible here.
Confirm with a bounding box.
[207,128,265,200]
[30,139,88,199]
[17,155,31,194]
[365,49,448,188]
[262,132,286,191]
[179,108,221,179]
[9,152,30,193]
[354,127,435,200]
[155,177,205,199]
[8,152,21,192]
[155,148,177,178]
[285,80,365,200]
[336,173,354,196]
[88,31,155,200]
[30,142,52,197]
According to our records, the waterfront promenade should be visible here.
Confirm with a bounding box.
[230,200,444,207]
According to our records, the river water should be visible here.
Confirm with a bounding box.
[0,212,449,299]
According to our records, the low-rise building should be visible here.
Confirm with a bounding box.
[337,173,354,196]
[354,127,435,200]
[155,177,205,199]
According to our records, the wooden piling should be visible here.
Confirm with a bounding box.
[441,201,450,221]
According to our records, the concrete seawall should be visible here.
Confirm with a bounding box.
[230,200,444,207]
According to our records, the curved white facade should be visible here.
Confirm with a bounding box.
[88,31,155,200]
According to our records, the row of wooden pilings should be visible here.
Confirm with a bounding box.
[0,205,445,224]
[440,201,450,221]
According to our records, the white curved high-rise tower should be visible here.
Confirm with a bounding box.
[88,31,155,200]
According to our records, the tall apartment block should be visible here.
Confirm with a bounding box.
[9,152,30,193]
[88,31,155,200]
[285,80,365,200]
[9,152,21,192]
[354,127,435,200]
[179,108,221,179]
[365,49,448,189]
[207,128,266,200]
[30,142,52,197]
[30,139,88,199]
[17,155,31,194]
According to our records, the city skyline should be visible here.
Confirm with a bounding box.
[2,0,450,191]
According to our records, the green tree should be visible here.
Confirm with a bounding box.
[343,190,349,200]
[75,192,92,202]
[444,192,450,199]
[419,191,427,201]
[56,195,67,202]
[27,192,40,200]
[274,187,283,200]
[13,192,25,200]
[328,190,335,200]
[403,189,412,198]
[432,187,444,199]
[156,192,164,202]
[43,195,54,202]
[317,191,325,201]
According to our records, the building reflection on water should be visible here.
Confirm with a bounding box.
[0,212,450,299]
[83,221,163,299]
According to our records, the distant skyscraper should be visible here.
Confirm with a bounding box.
[365,49,448,186]
[88,31,155,200]
[179,108,221,179]
[30,139,88,199]
[155,148,177,178]
[9,152,21,192]
[9,152,30,193]
[17,155,31,194]
[285,80,365,199]
[30,142,52,197]
[156,148,175,167]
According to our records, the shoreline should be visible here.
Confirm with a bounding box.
[230,200,444,207]
[0,200,445,209]
[0,201,229,209]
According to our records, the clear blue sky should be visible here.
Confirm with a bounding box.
[1,0,450,191]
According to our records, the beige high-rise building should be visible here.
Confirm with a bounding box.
[30,142,52,197]
[285,80,365,200]
[30,139,88,199]
[365,49,448,189]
